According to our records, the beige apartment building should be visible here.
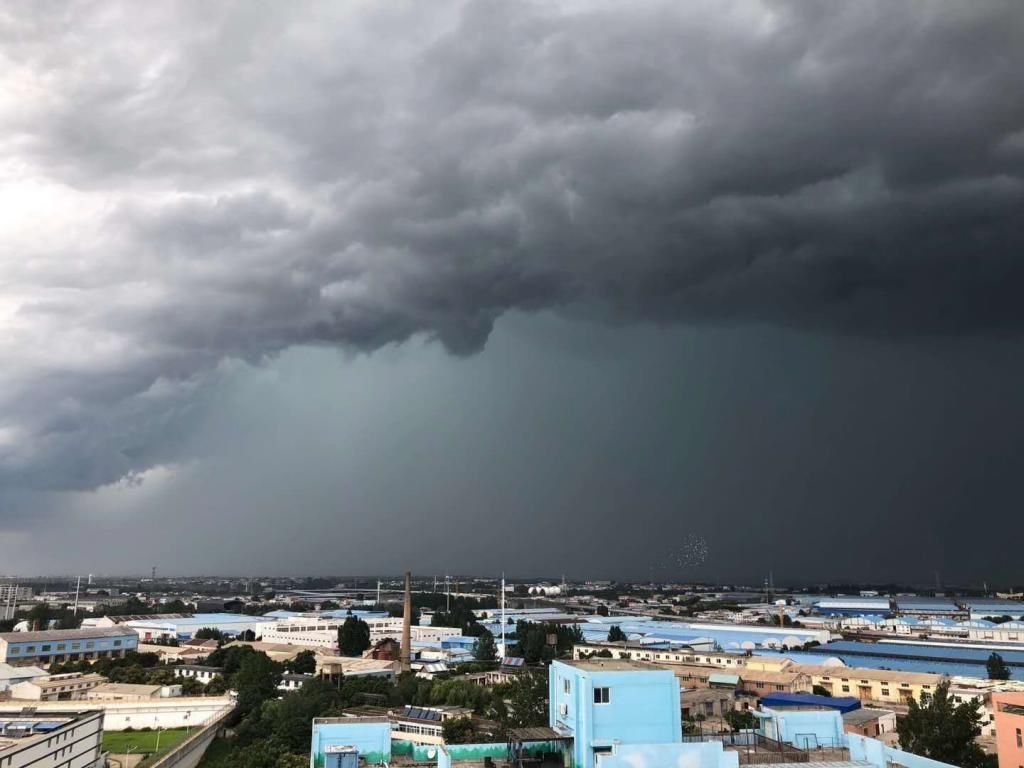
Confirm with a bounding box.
[793,664,943,706]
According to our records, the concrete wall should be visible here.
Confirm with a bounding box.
[847,732,954,768]
[310,719,391,768]
[145,708,233,768]
[755,707,845,749]
[393,740,561,762]
[599,742,739,768]
[19,696,234,730]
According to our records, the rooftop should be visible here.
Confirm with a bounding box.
[0,710,100,755]
[842,708,895,726]
[23,673,106,690]
[562,658,659,672]
[89,683,162,695]
[0,627,137,643]
[793,664,943,685]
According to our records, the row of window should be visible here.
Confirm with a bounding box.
[393,723,442,736]
[8,639,126,654]
[821,675,930,690]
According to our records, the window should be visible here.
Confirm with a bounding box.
[41,644,51,651]
[563,678,571,694]
[842,685,850,693]
[1017,728,1022,748]
[881,689,890,697]
[594,687,610,704]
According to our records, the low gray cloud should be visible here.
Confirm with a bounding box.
[2,0,1024,496]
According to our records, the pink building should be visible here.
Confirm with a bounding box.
[993,691,1024,768]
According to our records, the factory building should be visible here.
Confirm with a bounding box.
[0,628,138,666]
[260,616,462,650]
[9,673,107,702]
[0,708,104,768]
[105,613,274,642]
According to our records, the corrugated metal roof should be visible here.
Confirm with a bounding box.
[0,628,136,643]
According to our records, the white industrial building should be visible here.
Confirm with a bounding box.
[0,708,103,768]
[260,616,462,649]
[82,612,275,642]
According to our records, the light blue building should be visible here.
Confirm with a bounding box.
[0,628,138,665]
[549,659,682,768]
[757,707,957,768]
[754,706,846,749]
[310,717,391,768]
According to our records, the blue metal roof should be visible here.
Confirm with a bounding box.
[32,722,64,732]
[817,640,1024,664]
[805,640,1024,679]
[760,693,861,714]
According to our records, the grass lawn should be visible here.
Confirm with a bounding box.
[103,728,191,756]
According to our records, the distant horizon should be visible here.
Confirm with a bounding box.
[3,573,1020,594]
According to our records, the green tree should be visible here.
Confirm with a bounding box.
[607,625,627,642]
[724,710,755,731]
[897,681,987,768]
[232,652,282,720]
[499,672,548,728]
[180,677,205,696]
[987,652,1010,680]
[270,678,343,751]
[442,717,477,744]
[286,650,317,675]
[205,674,229,695]
[596,604,609,617]
[195,627,226,644]
[474,630,498,662]
[206,643,256,674]
[337,616,371,657]
[812,684,831,697]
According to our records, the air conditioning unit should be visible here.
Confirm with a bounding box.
[558,703,568,716]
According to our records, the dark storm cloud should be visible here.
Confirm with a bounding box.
[2,0,1024,495]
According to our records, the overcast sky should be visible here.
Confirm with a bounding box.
[2,1,1023,583]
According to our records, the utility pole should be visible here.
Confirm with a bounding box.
[446,575,451,612]
[376,580,381,606]
[73,576,82,616]
[500,573,506,658]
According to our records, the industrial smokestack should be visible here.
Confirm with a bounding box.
[401,571,412,673]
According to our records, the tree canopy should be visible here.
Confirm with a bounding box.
[897,681,987,768]
[607,625,627,642]
[474,630,498,662]
[286,649,317,675]
[337,615,371,657]
[987,652,1010,680]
